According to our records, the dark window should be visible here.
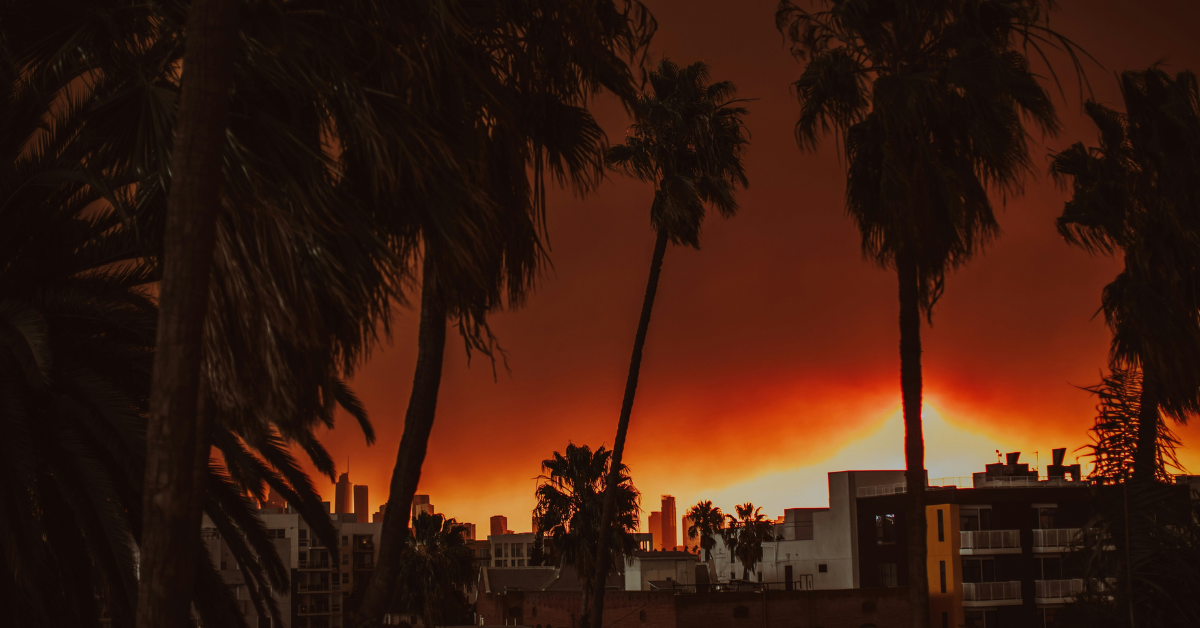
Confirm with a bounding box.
[962,558,995,583]
[757,572,763,582]
[640,610,647,622]
[937,509,945,542]
[1038,507,1059,530]
[1040,556,1063,580]
[733,606,750,619]
[942,612,949,628]
[939,561,947,593]
[878,563,898,587]
[876,514,897,544]
[818,563,828,573]
[785,565,794,590]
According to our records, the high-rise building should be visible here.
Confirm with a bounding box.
[412,494,434,518]
[354,485,369,523]
[661,495,677,550]
[648,511,662,550]
[261,485,286,511]
[490,515,508,537]
[373,503,387,523]
[682,515,699,550]
[462,522,477,540]
[335,472,353,514]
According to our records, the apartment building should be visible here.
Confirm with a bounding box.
[855,449,1090,628]
[200,506,385,628]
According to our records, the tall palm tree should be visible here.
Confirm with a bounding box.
[4,2,429,624]
[776,2,1078,624]
[721,503,777,581]
[358,3,656,623]
[1051,68,1200,484]
[590,58,749,628]
[0,62,370,628]
[685,501,725,562]
[534,444,641,618]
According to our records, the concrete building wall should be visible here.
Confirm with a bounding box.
[709,470,906,591]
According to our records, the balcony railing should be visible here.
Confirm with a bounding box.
[963,581,1022,602]
[960,530,1021,551]
[1036,579,1084,600]
[857,483,907,498]
[1033,528,1082,549]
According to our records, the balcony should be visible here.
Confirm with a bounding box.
[1033,528,1082,552]
[1036,579,1083,602]
[857,482,907,498]
[960,530,1021,554]
[963,581,1023,606]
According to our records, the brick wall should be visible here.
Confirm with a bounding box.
[478,588,909,628]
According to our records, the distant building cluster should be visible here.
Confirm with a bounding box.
[199,467,478,628]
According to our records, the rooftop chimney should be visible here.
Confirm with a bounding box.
[1005,452,1021,466]
[1052,448,1066,467]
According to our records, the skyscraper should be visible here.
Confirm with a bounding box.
[661,495,677,550]
[354,485,369,523]
[648,511,662,550]
[490,515,508,537]
[334,472,352,514]
[412,494,433,518]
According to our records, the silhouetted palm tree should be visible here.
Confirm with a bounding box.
[721,503,777,581]
[776,2,1078,624]
[0,63,369,628]
[359,3,656,623]
[685,501,725,562]
[385,512,476,628]
[590,58,749,627]
[3,4,413,625]
[1052,68,1200,484]
[534,444,640,617]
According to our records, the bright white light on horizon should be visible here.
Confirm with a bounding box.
[701,404,1033,517]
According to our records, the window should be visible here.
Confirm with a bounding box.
[962,558,996,583]
[342,536,348,547]
[267,529,286,539]
[876,514,896,545]
[941,612,948,628]
[342,573,349,584]
[731,571,736,580]
[1039,556,1063,580]
[964,610,998,628]
[1037,506,1059,530]
[939,561,947,593]
[961,508,992,532]
[937,509,944,542]
[514,543,525,558]
[342,553,349,565]
[1036,607,1059,627]
[757,572,763,582]
[793,510,815,541]
[878,563,898,587]
[818,564,828,573]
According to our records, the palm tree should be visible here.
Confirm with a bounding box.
[721,503,777,581]
[534,444,641,618]
[1051,68,1200,484]
[0,62,371,628]
[590,58,749,628]
[382,512,476,628]
[4,3,423,624]
[776,2,1079,624]
[358,3,656,623]
[685,501,725,562]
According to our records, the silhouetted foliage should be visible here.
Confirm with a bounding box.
[686,501,726,562]
[776,2,1082,624]
[387,512,475,628]
[591,58,749,627]
[535,443,640,615]
[722,503,778,580]
[1053,67,1200,482]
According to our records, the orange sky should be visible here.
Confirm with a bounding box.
[304,0,1200,532]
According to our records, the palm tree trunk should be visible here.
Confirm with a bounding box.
[898,255,930,628]
[588,228,670,628]
[136,2,238,627]
[357,259,447,626]
[1133,376,1159,483]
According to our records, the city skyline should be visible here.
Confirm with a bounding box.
[300,0,1200,532]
